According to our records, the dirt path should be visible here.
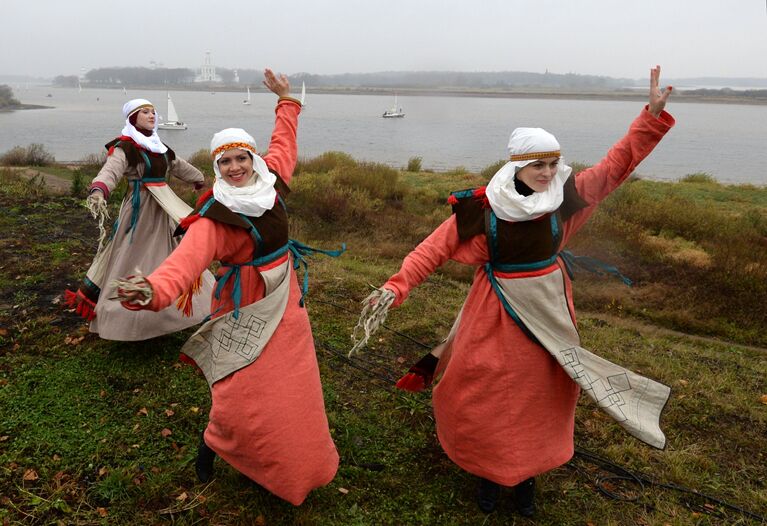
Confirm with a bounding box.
[14,167,71,195]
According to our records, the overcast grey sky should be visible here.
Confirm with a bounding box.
[3,0,766,79]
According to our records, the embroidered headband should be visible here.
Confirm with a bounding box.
[211,142,258,159]
[509,150,561,162]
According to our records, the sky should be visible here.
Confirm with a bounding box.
[2,0,766,80]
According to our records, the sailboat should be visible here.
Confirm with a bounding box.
[300,82,306,107]
[382,93,404,118]
[243,86,251,105]
[158,93,187,130]
[123,87,127,95]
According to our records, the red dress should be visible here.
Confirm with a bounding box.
[384,108,675,486]
[138,99,339,505]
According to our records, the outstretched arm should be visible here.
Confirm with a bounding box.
[262,68,302,185]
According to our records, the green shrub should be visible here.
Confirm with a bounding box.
[406,156,422,172]
[0,143,55,166]
[480,160,506,179]
[290,172,378,227]
[187,148,215,178]
[70,170,86,197]
[295,151,356,176]
[332,161,405,201]
[680,172,717,184]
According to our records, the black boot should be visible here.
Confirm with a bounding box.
[477,477,501,513]
[195,433,216,483]
[513,477,535,517]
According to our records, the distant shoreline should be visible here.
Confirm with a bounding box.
[66,85,767,106]
[0,103,52,112]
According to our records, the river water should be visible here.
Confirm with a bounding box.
[1,86,765,184]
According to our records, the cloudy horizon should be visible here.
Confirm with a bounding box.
[3,0,766,80]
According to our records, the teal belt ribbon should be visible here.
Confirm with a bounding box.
[127,177,165,241]
[215,240,346,319]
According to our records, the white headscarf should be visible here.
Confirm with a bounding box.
[210,128,277,217]
[486,127,572,222]
[120,99,168,154]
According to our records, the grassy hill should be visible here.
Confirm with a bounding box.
[0,158,765,524]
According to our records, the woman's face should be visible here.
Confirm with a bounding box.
[515,156,560,192]
[217,149,254,187]
[134,107,156,131]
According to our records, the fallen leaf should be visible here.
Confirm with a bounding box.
[52,471,67,482]
[0,329,8,337]
[132,477,143,486]
[678,379,689,387]
[396,356,406,364]
[253,515,265,526]
[161,428,172,438]
[704,503,717,511]
[0,436,9,442]
[97,508,108,518]
[52,454,61,462]
[176,492,188,502]
[133,423,140,431]
[170,403,179,407]
[133,388,141,394]
[190,406,200,414]
[165,409,175,417]
[99,389,107,398]
[150,466,161,474]
[98,467,108,477]
[760,394,767,405]
[338,487,349,495]
[138,407,148,416]
[22,469,38,481]
[131,444,140,449]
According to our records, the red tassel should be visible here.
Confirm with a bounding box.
[395,373,426,392]
[107,145,116,156]
[195,189,214,208]
[176,275,203,317]
[179,213,201,231]
[473,186,490,208]
[447,195,459,205]
[64,289,96,321]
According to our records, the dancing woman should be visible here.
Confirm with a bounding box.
[65,97,213,339]
[113,70,339,505]
[354,66,675,516]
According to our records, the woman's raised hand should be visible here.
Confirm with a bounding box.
[263,68,290,98]
[648,65,672,118]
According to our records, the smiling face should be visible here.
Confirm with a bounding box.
[515,156,560,192]
[133,107,156,131]
[217,149,254,187]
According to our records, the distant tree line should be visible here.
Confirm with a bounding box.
[682,88,767,99]
[0,85,20,108]
[62,67,635,90]
[286,70,634,89]
[53,75,79,88]
[84,67,196,86]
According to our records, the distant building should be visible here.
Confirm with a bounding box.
[196,51,222,83]
[233,69,239,83]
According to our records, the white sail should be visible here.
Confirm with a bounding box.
[243,86,251,105]
[300,82,306,105]
[166,93,180,122]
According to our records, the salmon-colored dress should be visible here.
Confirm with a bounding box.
[384,108,675,486]
[137,99,339,505]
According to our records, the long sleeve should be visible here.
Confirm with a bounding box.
[143,218,222,311]
[89,148,130,199]
[169,157,205,188]
[383,215,487,306]
[562,107,675,242]
[262,98,301,186]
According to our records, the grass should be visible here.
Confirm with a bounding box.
[1,160,766,525]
